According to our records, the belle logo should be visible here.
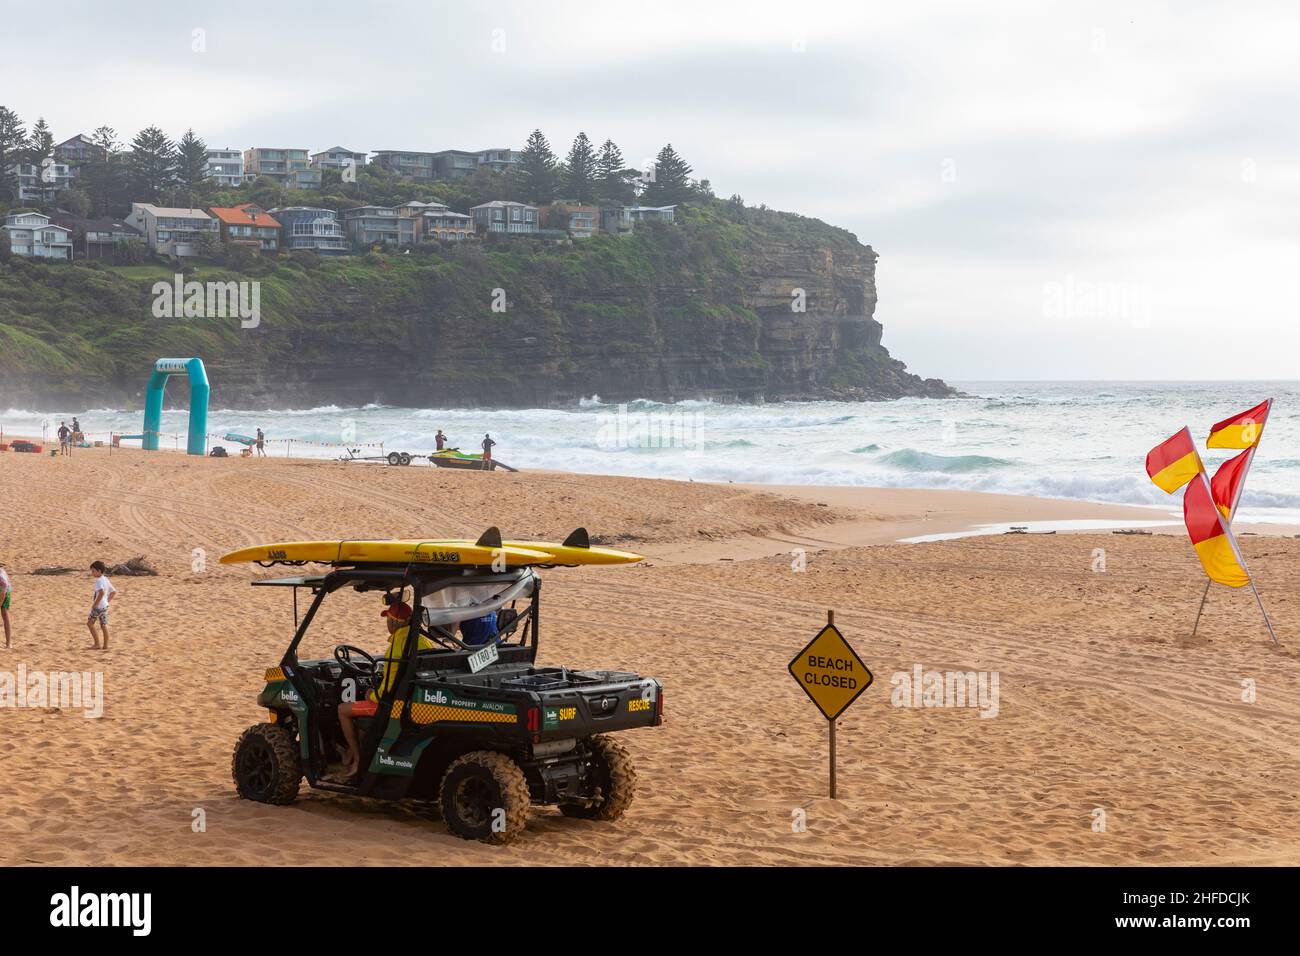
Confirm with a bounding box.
[422,689,448,705]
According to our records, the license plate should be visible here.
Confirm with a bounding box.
[467,642,499,674]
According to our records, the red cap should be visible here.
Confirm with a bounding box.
[380,601,412,621]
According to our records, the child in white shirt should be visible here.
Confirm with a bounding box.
[87,560,117,650]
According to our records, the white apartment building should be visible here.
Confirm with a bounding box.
[204,148,245,188]
[2,211,73,260]
[6,161,75,203]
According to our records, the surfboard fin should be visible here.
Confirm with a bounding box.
[475,526,503,549]
[561,527,591,549]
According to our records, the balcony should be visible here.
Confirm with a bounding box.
[291,221,345,238]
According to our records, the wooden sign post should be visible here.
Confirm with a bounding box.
[788,609,873,799]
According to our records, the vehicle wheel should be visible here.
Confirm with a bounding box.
[232,723,301,805]
[560,735,636,821]
[439,751,530,844]
[386,452,401,466]
[399,452,412,466]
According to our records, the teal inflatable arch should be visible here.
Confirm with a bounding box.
[143,358,210,455]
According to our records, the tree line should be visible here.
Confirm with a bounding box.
[0,106,708,219]
[0,108,210,216]
[515,130,705,208]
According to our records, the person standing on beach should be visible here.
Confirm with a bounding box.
[87,560,116,650]
[0,561,12,648]
[58,421,71,456]
[71,417,82,444]
[435,429,446,451]
[481,433,496,469]
[255,428,266,457]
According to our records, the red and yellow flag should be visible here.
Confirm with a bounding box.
[1145,426,1202,493]
[1210,448,1252,519]
[1207,399,1271,449]
[1183,474,1250,587]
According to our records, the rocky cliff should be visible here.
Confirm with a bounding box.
[0,201,952,408]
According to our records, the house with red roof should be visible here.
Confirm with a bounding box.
[209,203,282,253]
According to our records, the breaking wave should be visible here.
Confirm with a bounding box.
[878,449,1015,473]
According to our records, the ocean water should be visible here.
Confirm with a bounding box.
[7,381,1300,520]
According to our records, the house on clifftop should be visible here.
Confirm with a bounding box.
[124,204,217,258]
[2,210,73,260]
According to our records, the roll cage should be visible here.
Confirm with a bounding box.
[253,564,541,793]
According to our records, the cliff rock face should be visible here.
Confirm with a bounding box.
[0,209,953,409]
[206,240,948,408]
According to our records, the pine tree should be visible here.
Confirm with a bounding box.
[0,106,27,204]
[640,143,693,206]
[175,128,209,204]
[517,129,557,203]
[62,186,91,218]
[127,126,178,203]
[27,117,54,163]
[85,126,125,217]
[26,117,56,203]
[562,132,597,202]
[595,139,635,204]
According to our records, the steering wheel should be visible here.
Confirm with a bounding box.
[333,644,378,676]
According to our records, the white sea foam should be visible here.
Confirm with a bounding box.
[7,381,1300,512]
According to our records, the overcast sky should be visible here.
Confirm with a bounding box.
[3,0,1298,382]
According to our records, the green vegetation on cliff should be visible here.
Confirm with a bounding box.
[0,200,950,407]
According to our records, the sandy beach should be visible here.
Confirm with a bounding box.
[2,444,1299,866]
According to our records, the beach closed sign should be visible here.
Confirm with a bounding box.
[789,623,873,721]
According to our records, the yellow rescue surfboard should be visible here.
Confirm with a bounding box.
[425,527,643,566]
[219,540,552,567]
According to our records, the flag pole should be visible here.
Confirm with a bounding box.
[1190,579,1211,640]
[1219,519,1278,645]
[1225,399,1275,644]
[1229,442,1278,644]
[1249,580,1279,645]
[1199,468,1279,645]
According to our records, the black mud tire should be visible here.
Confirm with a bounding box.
[560,735,636,821]
[386,452,401,466]
[439,751,530,845]
[398,452,412,466]
[232,723,301,805]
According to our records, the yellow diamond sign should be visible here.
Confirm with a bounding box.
[789,623,873,721]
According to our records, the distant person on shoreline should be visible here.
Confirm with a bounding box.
[481,434,496,469]
[58,421,71,456]
[435,429,447,451]
[87,560,116,650]
[255,428,266,458]
[71,417,82,443]
[0,560,12,648]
